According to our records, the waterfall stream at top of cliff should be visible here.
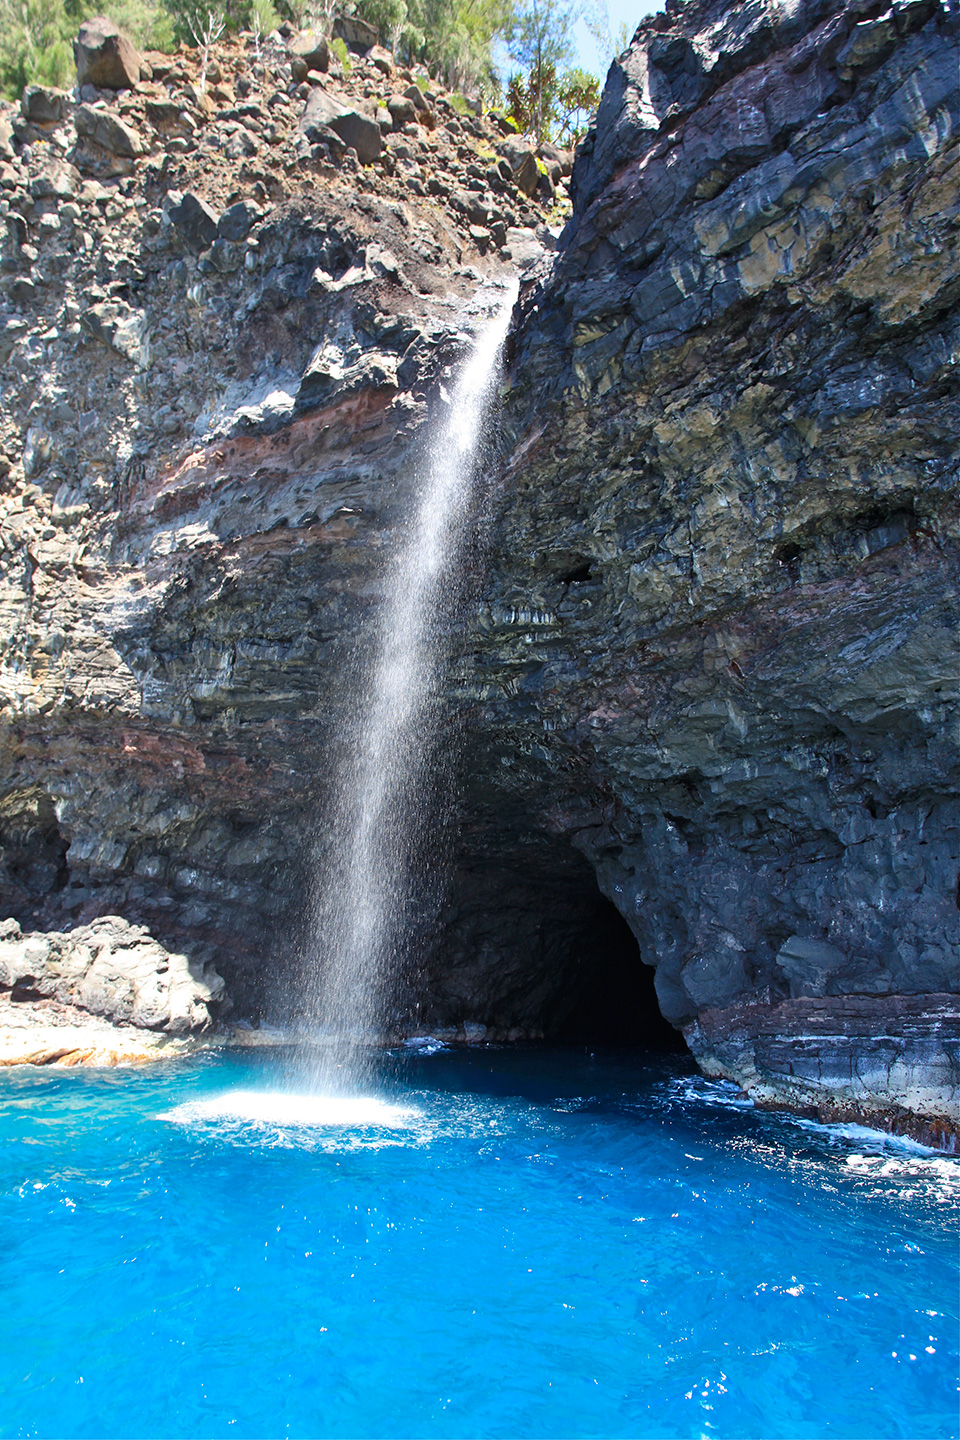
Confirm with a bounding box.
[298,283,517,1093]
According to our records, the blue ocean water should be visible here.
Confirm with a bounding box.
[0,1045,956,1440]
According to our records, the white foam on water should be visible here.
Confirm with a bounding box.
[792,1116,952,1158]
[664,1076,755,1110]
[160,1089,420,1129]
[402,1036,449,1054]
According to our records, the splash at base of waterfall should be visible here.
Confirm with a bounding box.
[163,1089,419,1129]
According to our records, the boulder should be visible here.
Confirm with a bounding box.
[536,141,566,182]
[6,211,27,248]
[80,299,147,363]
[169,191,220,250]
[367,45,394,76]
[498,139,538,196]
[8,278,37,307]
[387,93,416,127]
[403,82,427,110]
[0,915,224,1034]
[218,199,262,242]
[288,29,329,74]
[74,103,142,157]
[30,159,80,200]
[0,317,27,366]
[74,16,141,93]
[332,14,378,51]
[0,115,14,161]
[300,86,381,163]
[21,85,68,124]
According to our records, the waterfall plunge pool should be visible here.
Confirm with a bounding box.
[1,1046,956,1440]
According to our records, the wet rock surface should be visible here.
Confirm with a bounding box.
[685,993,960,1150]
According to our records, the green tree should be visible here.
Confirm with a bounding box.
[506,59,598,144]
[109,0,177,49]
[0,0,176,97]
[249,0,279,53]
[506,0,573,141]
[554,63,597,143]
[357,0,406,50]
[349,0,506,95]
[0,0,76,97]
[584,0,629,67]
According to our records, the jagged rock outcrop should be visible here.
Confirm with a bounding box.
[450,0,959,1140]
[0,24,559,1012]
[0,914,224,1030]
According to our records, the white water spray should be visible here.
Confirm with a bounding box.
[301,283,517,1091]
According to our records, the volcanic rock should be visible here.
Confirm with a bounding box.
[74,103,142,157]
[74,16,142,93]
[332,14,378,52]
[21,86,68,125]
[288,29,329,75]
[218,200,262,242]
[168,190,220,250]
[0,915,224,1032]
[497,140,538,196]
[0,0,953,1144]
[300,86,381,163]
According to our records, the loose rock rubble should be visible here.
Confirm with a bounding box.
[0,15,566,580]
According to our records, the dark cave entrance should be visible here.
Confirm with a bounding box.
[554,895,685,1051]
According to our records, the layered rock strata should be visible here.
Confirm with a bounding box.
[0,26,558,1011]
[457,0,959,1139]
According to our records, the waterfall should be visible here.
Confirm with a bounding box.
[301,282,517,1092]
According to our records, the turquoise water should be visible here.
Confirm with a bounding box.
[0,1046,956,1440]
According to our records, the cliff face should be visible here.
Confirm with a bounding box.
[0,33,557,1008]
[455,0,959,1138]
[0,2,956,1139]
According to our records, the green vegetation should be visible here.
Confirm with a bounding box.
[506,58,599,144]
[0,0,77,95]
[0,0,621,144]
[0,0,173,97]
[249,0,280,50]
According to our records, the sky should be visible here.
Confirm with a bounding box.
[570,0,663,78]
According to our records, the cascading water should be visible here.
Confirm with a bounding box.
[300,282,517,1093]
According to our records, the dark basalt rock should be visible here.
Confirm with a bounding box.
[447,0,959,1138]
[300,86,382,164]
[73,16,141,93]
[169,191,221,251]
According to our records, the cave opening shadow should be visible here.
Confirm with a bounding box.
[554,896,686,1052]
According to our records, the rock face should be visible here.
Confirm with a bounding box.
[456,0,959,1136]
[0,3,955,1138]
[0,25,559,1021]
[685,993,959,1150]
[0,915,224,1031]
